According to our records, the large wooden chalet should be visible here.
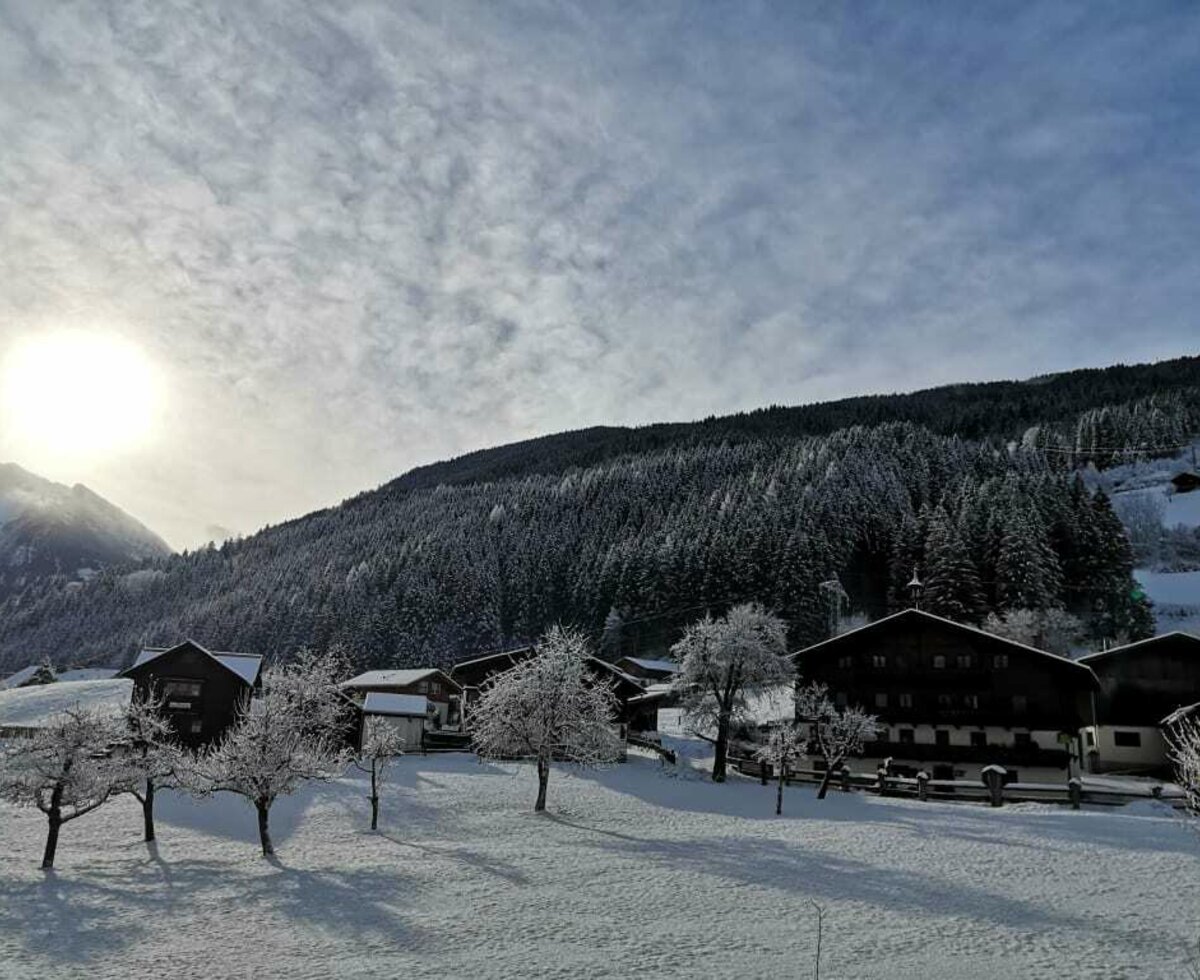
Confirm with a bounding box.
[1078,631,1200,776]
[791,609,1098,782]
[120,639,262,747]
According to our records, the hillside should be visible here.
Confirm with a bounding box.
[0,356,1196,672]
[0,464,171,601]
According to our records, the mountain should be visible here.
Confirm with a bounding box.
[0,464,171,599]
[0,356,1196,673]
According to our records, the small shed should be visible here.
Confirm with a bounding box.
[362,692,430,751]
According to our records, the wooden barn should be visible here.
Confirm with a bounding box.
[791,609,1099,782]
[1078,632,1200,776]
[340,669,462,729]
[120,640,262,747]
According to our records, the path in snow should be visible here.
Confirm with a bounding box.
[0,751,1197,980]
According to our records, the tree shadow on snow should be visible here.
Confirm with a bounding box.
[375,831,529,885]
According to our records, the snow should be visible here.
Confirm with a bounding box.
[362,693,429,717]
[0,679,132,728]
[341,669,441,689]
[1136,569,1200,608]
[1165,489,1200,529]
[0,666,40,690]
[1,748,1197,979]
[56,669,120,683]
[132,647,263,685]
[621,658,679,674]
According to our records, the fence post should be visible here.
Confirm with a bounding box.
[876,765,889,797]
[981,765,1006,807]
[916,770,929,802]
[1068,776,1081,810]
[760,761,769,786]
[840,766,851,793]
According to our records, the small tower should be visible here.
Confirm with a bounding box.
[907,566,923,610]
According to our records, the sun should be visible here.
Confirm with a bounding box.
[1,331,162,462]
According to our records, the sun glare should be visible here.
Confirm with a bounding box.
[1,331,161,462]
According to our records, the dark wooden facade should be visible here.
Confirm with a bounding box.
[1079,632,1200,727]
[121,640,262,747]
[792,609,1098,773]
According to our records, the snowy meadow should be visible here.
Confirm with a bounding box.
[1,748,1197,980]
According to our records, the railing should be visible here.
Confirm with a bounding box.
[860,740,1071,767]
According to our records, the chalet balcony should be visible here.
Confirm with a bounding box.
[859,739,1071,768]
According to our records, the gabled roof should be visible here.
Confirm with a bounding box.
[363,692,429,717]
[618,657,680,674]
[0,665,42,690]
[791,607,1097,678]
[1080,631,1200,665]
[450,647,534,676]
[340,668,458,691]
[124,640,263,686]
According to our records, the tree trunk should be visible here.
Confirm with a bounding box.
[534,755,550,812]
[712,715,730,783]
[41,811,61,870]
[142,779,156,843]
[370,762,380,831]
[776,762,786,815]
[256,800,274,856]
[817,766,833,800]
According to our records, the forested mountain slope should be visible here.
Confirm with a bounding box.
[0,357,1196,672]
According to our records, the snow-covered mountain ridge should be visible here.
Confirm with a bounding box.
[0,463,171,598]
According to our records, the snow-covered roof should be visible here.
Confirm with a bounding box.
[362,692,429,717]
[621,658,680,674]
[130,642,263,685]
[341,668,455,690]
[0,665,41,690]
[0,678,133,728]
[1079,631,1200,665]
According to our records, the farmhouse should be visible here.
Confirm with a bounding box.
[1078,632,1200,776]
[791,608,1098,782]
[120,640,262,747]
[340,669,462,729]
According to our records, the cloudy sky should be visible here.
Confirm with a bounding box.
[0,1,1198,548]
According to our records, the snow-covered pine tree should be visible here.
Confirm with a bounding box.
[0,706,133,868]
[671,603,793,783]
[471,626,623,812]
[995,509,1063,611]
[921,506,986,623]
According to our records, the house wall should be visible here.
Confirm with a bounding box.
[365,713,425,751]
[126,645,253,747]
[1082,724,1170,774]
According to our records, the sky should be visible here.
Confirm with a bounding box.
[0,1,1198,549]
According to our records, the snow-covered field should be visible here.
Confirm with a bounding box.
[1,749,1197,980]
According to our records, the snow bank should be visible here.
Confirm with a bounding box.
[0,678,132,727]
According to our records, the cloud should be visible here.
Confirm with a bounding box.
[0,1,1197,546]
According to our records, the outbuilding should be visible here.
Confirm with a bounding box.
[361,692,430,751]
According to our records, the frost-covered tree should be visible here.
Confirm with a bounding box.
[922,507,986,623]
[755,723,804,815]
[0,706,132,868]
[671,603,793,782]
[795,682,879,799]
[188,649,351,856]
[995,511,1062,610]
[471,626,622,812]
[1168,716,1200,820]
[982,607,1082,655]
[354,717,405,831]
[121,692,181,843]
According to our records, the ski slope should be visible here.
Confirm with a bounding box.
[1,749,1196,979]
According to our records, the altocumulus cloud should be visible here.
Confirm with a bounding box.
[0,1,1197,546]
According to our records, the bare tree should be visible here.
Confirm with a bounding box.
[755,723,804,815]
[121,691,181,843]
[187,649,351,857]
[0,706,132,869]
[671,603,793,782]
[471,626,622,812]
[354,716,405,831]
[1167,715,1200,819]
[795,682,879,799]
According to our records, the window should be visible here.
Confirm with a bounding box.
[970,731,986,748]
[163,679,202,699]
[1114,731,1142,748]
[1012,695,1027,713]
[898,729,915,744]
[898,693,913,708]
[1014,732,1032,747]
[416,681,429,693]
[933,655,946,669]
[935,730,950,747]
[962,694,979,709]
[837,655,853,669]
[1085,731,1096,747]
[874,692,888,708]
[188,719,202,735]
[872,654,887,668]
[956,654,972,669]
[937,693,954,709]
[993,654,1009,669]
